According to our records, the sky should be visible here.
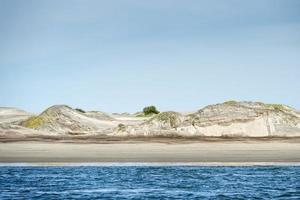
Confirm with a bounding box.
[0,0,300,113]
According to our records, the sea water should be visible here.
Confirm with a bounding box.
[0,166,299,199]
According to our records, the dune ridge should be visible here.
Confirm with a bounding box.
[1,101,300,139]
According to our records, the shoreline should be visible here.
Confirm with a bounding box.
[1,135,300,144]
[1,162,300,167]
[1,140,300,164]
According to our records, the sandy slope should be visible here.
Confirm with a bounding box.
[0,107,33,124]
[1,140,299,164]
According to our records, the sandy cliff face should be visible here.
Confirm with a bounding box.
[118,102,300,137]
[183,101,300,137]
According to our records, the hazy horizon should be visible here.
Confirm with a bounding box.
[1,0,299,113]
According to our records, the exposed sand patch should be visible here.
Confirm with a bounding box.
[1,140,299,164]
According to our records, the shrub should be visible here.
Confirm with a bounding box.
[117,123,126,131]
[223,100,237,105]
[153,112,181,128]
[75,108,86,113]
[143,106,160,115]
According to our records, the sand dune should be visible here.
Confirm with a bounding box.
[1,101,300,138]
[0,107,33,125]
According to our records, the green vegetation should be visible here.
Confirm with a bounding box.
[117,123,126,131]
[135,106,160,117]
[22,116,45,129]
[152,112,181,128]
[75,108,86,113]
[143,106,160,115]
[223,100,238,105]
[265,104,287,111]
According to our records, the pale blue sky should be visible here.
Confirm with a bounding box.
[0,0,300,113]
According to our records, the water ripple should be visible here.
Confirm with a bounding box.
[0,166,299,199]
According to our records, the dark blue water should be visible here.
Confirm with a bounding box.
[0,166,300,199]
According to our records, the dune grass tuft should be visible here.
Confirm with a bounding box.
[22,116,45,129]
[223,100,238,105]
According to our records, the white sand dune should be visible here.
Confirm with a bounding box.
[0,107,33,125]
[1,101,300,138]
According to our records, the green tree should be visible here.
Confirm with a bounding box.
[143,106,159,115]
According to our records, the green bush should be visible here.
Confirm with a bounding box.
[75,108,86,113]
[143,106,159,115]
[117,123,126,131]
